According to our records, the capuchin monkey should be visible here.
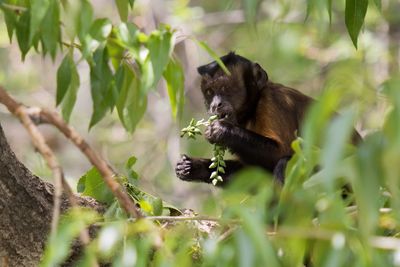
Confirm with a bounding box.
[175,52,361,186]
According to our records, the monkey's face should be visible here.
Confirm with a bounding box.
[197,52,269,125]
[200,68,247,125]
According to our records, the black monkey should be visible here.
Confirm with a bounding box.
[176,52,361,186]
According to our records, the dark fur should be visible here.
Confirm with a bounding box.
[176,52,361,186]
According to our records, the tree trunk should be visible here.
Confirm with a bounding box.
[0,123,102,267]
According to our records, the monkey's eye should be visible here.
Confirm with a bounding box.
[205,89,213,96]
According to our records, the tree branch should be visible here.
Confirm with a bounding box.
[0,87,141,218]
[0,87,97,266]
[35,108,142,218]
[0,87,70,235]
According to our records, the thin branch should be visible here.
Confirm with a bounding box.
[128,215,239,223]
[0,87,98,266]
[140,215,221,221]
[61,41,82,50]
[268,226,400,251]
[0,87,66,236]
[26,105,142,218]
[1,3,27,13]
[217,226,238,242]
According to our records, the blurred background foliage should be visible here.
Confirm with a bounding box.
[1,0,400,266]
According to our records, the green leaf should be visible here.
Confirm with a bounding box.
[77,175,86,193]
[148,28,173,88]
[152,197,163,216]
[2,7,17,41]
[319,109,356,190]
[345,0,368,48]
[78,167,114,204]
[234,228,256,267]
[125,155,139,183]
[195,40,231,75]
[139,200,152,213]
[16,11,31,60]
[90,18,112,41]
[40,208,99,267]
[327,0,332,24]
[243,0,260,25]
[163,58,184,118]
[115,0,129,22]
[77,0,94,40]
[373,0,381,10]
[354,134,384,237]
[304,156,356,189]
[41,0,61,60]
[125,156,137,170]
[128,0,134,8]
[89,46,114,128]
[115,22,139,48]
[234,208,280,266]
[56,54,72,106]
[76,246,97,267]
[56,52,80,122]
[29,0,50,42]
[61,58,80,122]
[305,0,314,21]
[62,0,92,40]
[115,64,147,132]
[138,55,154,94]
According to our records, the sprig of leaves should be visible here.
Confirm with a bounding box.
[180,115,226,185]
[209,145,226,185]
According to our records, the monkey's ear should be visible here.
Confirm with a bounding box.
[197,62,219,76]
[252,63,268,89]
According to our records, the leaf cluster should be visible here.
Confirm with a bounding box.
[181,115,227,185]
[1,0,184,131]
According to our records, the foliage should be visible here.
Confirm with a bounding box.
[181,115,227,185]
[1,0,400,266]
[0,0,183,132]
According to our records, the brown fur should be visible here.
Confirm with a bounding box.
[246,82,313,159]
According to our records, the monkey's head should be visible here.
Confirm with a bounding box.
[197,52,268,125]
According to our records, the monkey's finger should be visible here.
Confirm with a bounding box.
[181,154,190,160]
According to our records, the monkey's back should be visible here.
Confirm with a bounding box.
[246,82,313,157]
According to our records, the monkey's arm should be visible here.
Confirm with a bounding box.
[205,120,284,170]
[175,155,243,186]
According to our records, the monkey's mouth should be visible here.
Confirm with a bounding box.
[215,112,237,123]
[220,113,229,119]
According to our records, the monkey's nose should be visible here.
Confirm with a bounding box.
[211,102,223,113]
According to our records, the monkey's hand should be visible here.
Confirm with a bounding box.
[175,155,211,182]
[205,119,232,145]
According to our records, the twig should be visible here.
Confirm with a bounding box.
[128,215,239,223]
[268,226,400,251]
[217,226,238,242]
[61,41,82,50]
[26,105,142,218]
[0,87,96,251]
[1,3,27,12]
[0,87,67,236]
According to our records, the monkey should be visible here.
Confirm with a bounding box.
[175,52,362,186]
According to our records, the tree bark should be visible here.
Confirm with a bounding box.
[0,123,102,267]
